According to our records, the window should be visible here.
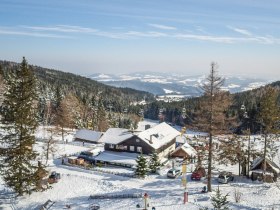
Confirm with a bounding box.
[117,145,127,150]
[109,144,114,149]
[130,146,135,151]
[137,147,142,153]
[136,139,140,142]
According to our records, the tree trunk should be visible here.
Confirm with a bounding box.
[263,133,267,178]
[207,133,212,192]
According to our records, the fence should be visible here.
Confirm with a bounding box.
[64,162,136,178]
[89,193,143,200]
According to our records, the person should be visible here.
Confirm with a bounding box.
[83,141,85,146]
[202,186,207,193]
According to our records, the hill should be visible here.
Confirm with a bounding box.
[0,60,154,111]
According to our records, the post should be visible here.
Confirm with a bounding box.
[143,193,149,210]
[184,188,188,204]
[247,130,251,178]
[182,160,188,204]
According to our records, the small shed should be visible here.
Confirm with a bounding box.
[251,157,280,182]
[68,156,77,164]
[171,142,197,161]
[74,129,103,144]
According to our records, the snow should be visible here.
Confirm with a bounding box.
[135,119,159,132]
[173,142,197,157]
[94,151,140,167]
[1,124,280,210]
[137,122,181,149]
[98,128,134,144]
[228,84,241,88]
[74,129,102,143]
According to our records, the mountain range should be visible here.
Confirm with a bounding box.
[89,72,270,98]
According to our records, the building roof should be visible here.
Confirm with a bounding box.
[137,122,180,149]
[172,142,197,157]
[98,128,134,145]
[176,135,188,144]
[251,157,280,174]
[74,129,103,143]
[94,151,140,166]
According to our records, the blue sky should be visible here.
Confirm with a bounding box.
[0,0,279,79]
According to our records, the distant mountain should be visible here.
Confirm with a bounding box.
[89,72,270,97]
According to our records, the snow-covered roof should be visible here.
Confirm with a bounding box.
[137,122,180,149]
[172,142,197,157]
[176,135,188,144]
[98,128,134,145]
[74,129,103,143]
[94,151,140,166]
[134,119,159,132]
[251,157,280,174]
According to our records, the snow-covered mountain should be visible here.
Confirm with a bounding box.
[89,72,269,98]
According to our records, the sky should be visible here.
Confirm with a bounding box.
[0,0,279,79]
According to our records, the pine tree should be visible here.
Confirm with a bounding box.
[194,62,234,191]
[135,154,148,178]
[0,57,40,195]
[211,187,230,210]
[149,153,161,173]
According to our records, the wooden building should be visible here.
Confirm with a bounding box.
[98,122,180,159]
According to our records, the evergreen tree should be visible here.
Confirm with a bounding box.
[211,187,230,210]
[149,153,161,173]
[135,154,148,178]
[0,57,40,195]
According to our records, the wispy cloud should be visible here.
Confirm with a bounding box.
[22,25,98,33]
[174,33,280,44]
[1,25,279,44]
[0,27,72,39]
[228,26,252,36]
[126,31,167,38]
[148,23,177,30]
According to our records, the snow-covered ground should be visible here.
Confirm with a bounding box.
[1,121,280,210]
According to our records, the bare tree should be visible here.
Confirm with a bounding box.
[55,93,83,141]
[0,65,5,107]
[194,62,234,192]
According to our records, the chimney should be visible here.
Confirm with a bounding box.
[149,135,153,144]
[145,124,151,130]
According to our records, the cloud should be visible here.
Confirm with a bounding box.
[148,23,177,30]
[227,26,252,36]
[173,33,280,44]
[1,25,279,44]
[0,27,72,39]
[126,31,167,38]
[22,25,98,33]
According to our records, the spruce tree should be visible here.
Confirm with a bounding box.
[211,187,230,210]
[149,153,161,173]
[0,57,40,195]
[135,154,148,178]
